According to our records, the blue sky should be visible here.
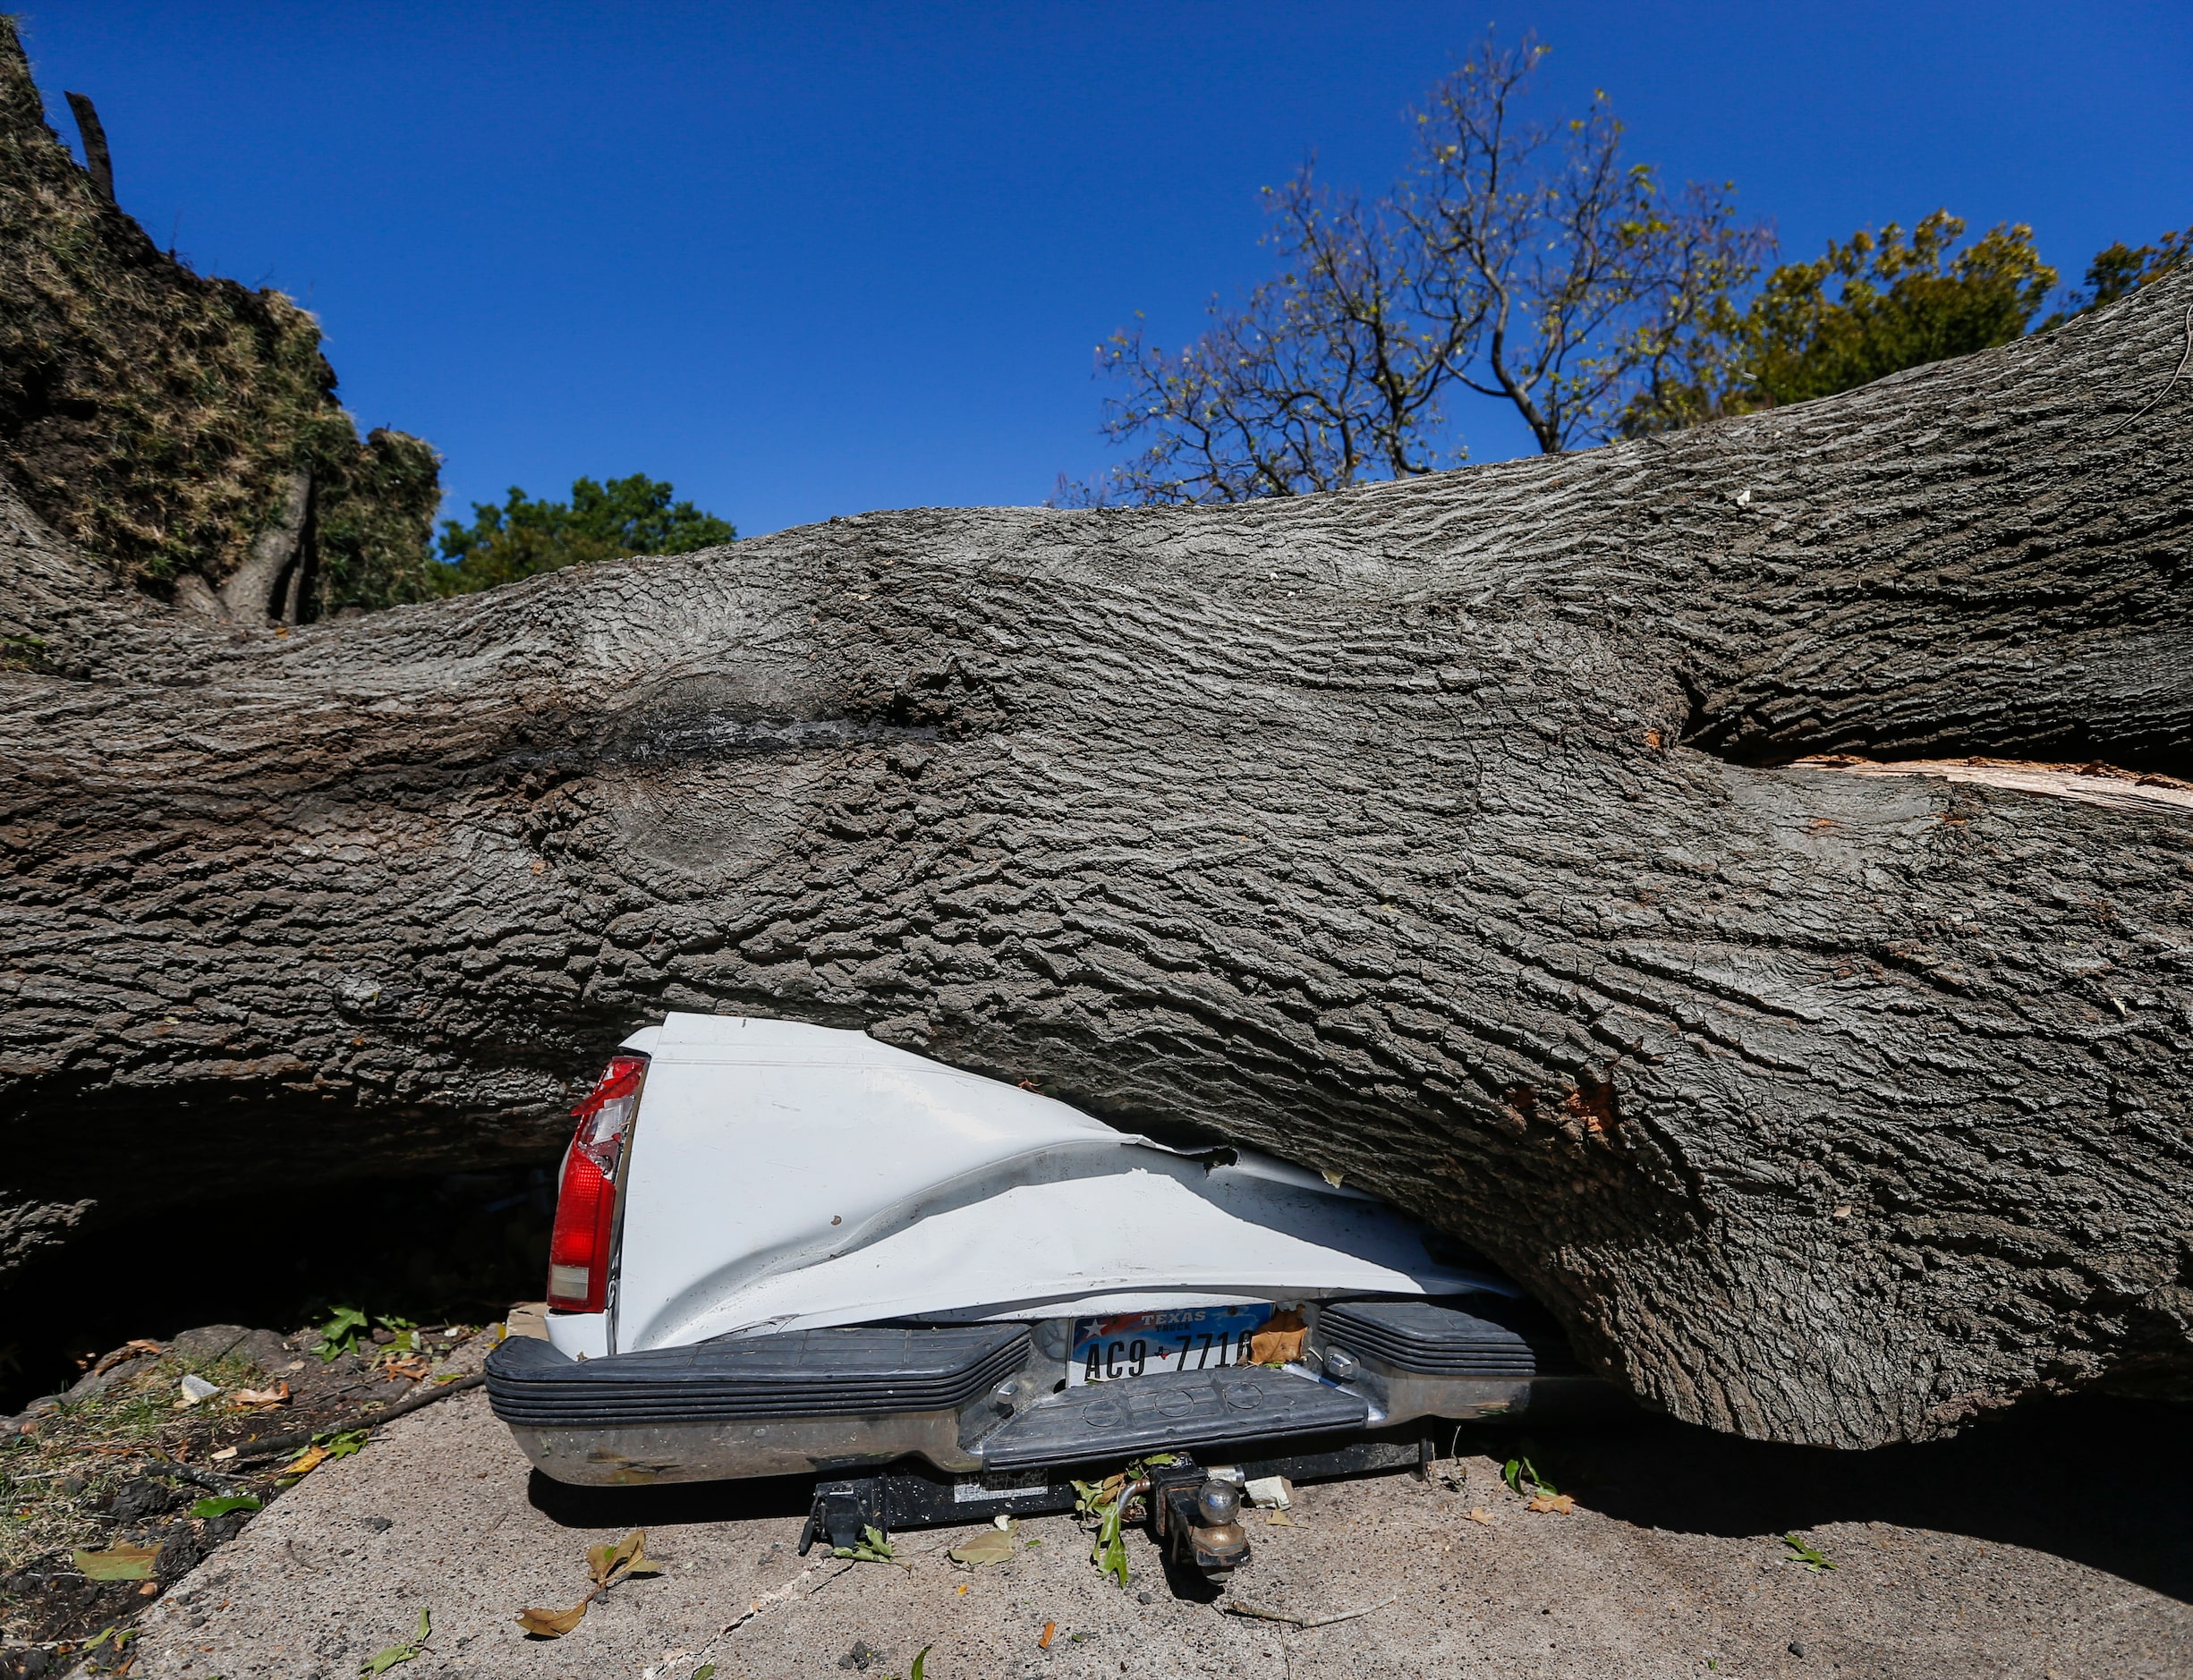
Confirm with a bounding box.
[18,2,2191,539]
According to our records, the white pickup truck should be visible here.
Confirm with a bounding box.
[486,1014,1602,1568]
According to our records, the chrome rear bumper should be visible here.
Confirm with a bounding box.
[489,1298,1609,1488]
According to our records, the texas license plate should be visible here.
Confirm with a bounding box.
[1067,1304,1275,1386]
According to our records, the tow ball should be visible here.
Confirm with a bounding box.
[1148,1464,1250,1575]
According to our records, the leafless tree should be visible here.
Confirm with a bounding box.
[1075,182,1470,504]
[1074,34,1772,502]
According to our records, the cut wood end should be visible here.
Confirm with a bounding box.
[1794,756,2193,815]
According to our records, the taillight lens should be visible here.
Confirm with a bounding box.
[547,1054,647,1313]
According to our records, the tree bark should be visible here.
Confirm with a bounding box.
[4,276,2191,1449]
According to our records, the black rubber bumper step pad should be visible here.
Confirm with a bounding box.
[980,1366,1368,1472]
[486,1325,1029,1426]
[1320,1298,1581,1376]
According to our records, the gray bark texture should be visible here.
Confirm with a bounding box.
[4,275,2192,1449]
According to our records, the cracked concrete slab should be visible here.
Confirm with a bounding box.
[129,1379,2190,1680]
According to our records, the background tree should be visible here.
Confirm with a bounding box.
[1082,185,1465,503]
[434,473,735,594]
[1626,211,2058,431]
[2041,224,2189,327]
[1074,34,1771,503]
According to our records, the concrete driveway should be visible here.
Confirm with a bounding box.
[128,1358,2189,1680]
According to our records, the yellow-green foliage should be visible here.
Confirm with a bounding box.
[0,18,440,610]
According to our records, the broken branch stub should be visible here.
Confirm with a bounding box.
[3,274,2191,1449]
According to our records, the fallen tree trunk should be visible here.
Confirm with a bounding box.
[4,276,2191,1449]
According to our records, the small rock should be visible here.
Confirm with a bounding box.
[837,1640,882,1670]
[169,1325,254,1362]
[361,1515,394,1533]
[229,1328,294,1372]
[178,1373,221,1404]
[1136,1590,1154,1604]
[64,1358,149,1402]
[1789,1642,1806,1658]
[109,1478,179,1522]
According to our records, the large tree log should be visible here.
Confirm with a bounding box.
[4,276,2192,1449]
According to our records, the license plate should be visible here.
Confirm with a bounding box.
[1067,1304,1275,1386]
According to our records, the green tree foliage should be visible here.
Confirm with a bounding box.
[2040,225,2189,328]
[1625,211,2058,432]
[433,474,735,594]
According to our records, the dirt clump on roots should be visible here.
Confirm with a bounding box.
[0,18,441,616]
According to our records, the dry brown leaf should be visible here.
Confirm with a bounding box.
[1265,1509,1297,1527]
[587,1530,657,1586]
[1526,1493,1576,1515]
[280,1444,331,1478]
[1466,1507,1493,1525]
[516,1600,589,1638]
[1249,1309,1308,1366]
[231,1382,289,1408]
[381,1356,431,1382]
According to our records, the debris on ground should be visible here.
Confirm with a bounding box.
[517,1529,666,1639]
[359,1607,432,1675]
[1781,1532,1837,1572]
[0,1319,490,1674]
[946,1521,1016,1565]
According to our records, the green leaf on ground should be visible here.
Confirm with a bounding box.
[832,1523,898,1564]
[190,1494,263,1519]
[317,1306,370,1362]
[73,1542,159,1581]
[1503,1455,1557,1498]
[1781,1532,1836,1571]
[359,1608,430,1674]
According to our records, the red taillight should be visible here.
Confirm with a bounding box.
[547,1054,647,1313]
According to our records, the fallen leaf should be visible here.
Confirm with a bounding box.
[381,1356,431,1382]
[832,1524,898,1565]
[281,1444,331,1479]
[695,1667,716,1679]
[74,1543,161,1581]
[1039,1622,1058,1650]
[1265,1510,1296,1526]
[588,1529,660,1585]
[359,1608,431,1674]
[1248,1310,1308,1366]
[948,1526,1016,1565]
[231,1383,290,1408]
[190,1494,263,1520]
[1466,1508,1493,1525]
[210,1447,239,1463]
[1526,1493,1576,1515]
[517,1600,589,1638]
